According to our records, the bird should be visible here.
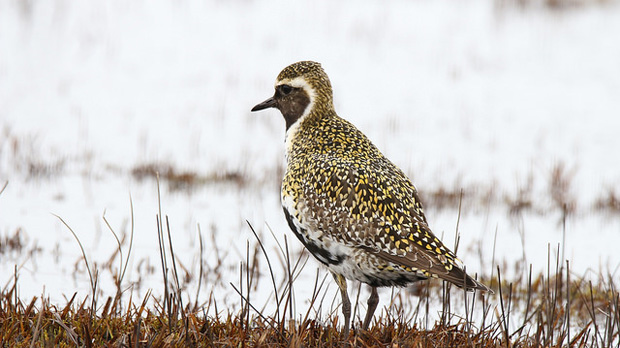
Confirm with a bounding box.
[251,61,492,336]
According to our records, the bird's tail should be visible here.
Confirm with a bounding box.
[440,266,494,294]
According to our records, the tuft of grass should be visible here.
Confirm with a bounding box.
[594,189,620,215]
[549,162,577,216]
[0,228,26,255]
[494,0,614,11]
[0,227,43,262]
[131,162,246,191]
[0,127,66,179]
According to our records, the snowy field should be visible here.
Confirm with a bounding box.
[1,0,620,324]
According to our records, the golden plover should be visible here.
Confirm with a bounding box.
[251,61,491,335]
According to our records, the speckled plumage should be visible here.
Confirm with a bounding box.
[252,61,491,334]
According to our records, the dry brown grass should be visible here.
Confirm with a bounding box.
[594,189,620,215]
[1,177,619,347]
[131,163,246,191]
[1,267,618,347]
[1,215,618,347]
[494,0,615,11]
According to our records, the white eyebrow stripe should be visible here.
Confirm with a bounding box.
[279,76,316,161]
[276,76,314,92]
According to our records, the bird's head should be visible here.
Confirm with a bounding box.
[251,61,334,130]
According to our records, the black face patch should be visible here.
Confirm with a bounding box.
[274,86,311,130]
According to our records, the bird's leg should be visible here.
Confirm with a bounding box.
[362,286,379,330]
[332,272,351,337]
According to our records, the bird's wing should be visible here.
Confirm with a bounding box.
[304,152,488,290]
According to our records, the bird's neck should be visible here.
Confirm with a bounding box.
[283,109,336,163]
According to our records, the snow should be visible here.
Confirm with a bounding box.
[1,0,620,325]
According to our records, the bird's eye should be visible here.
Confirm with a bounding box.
[279,85,293,95]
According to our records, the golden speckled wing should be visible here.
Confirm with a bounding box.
[282,114,465,283]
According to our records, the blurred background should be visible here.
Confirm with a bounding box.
[1,0,619,311]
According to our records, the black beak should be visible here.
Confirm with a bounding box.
[251,96,277,112]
